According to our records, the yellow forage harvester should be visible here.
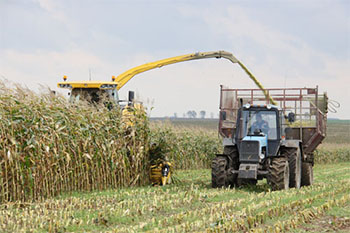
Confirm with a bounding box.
[150,160,172,186]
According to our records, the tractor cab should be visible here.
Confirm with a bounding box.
[236,104,281,164]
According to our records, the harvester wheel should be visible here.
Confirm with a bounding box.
[288,148,302,189]
[268,157,289,191]
[301,162,313,186]
[211,156,228,188]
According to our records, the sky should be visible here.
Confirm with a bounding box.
[0,0,349,119]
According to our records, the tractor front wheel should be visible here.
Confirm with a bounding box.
[223,146,239,187]
[211,156,229,188]
[268,157,289,191]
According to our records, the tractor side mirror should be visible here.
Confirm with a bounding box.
[288,112,295,123]
[220,111,227,121]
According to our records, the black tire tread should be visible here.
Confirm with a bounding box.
[211,156,228,188]
[301,162,313,186]
[288,148,301,188]
[223,146,239,187]
[268,157,289,191]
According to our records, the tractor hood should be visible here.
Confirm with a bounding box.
[239,134,268,163]
[242,134,268,148]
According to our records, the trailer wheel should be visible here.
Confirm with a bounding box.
[211,156,228,188]
[288,148,302,189]
[301,162,313,186]
[268,157,289,191]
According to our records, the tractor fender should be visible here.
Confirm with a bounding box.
[281,140,306,160]
[281,140,300,149]
[223,137,235,147]
[298,142,307,162]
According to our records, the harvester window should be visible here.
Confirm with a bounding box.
[70,88,117,105]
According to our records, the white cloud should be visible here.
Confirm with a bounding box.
[175,4,350,118]
[1,1,349,119]
[0,49,115,91]
[34,0,67,23]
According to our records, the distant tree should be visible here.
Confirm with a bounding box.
[210,112,214,119]
[193,111,197,118]
[200,110,206,119]
[187,110,193,118]
[187,110,197,118]
[183,113,186,118]
[173,113,177,118]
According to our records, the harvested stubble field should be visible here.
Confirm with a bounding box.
[1,83,349,232]
[1,163,349,232]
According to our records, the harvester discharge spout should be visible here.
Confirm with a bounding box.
[114,50,276,105]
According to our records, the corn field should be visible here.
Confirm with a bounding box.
[0,83,221,203]
[149,123,221,169]
[0,83,154,202]
[314,143,350,164]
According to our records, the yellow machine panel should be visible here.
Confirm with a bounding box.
[57,80,118,89]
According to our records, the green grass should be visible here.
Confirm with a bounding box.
[1,162,349,232]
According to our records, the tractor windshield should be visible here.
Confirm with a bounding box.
[241,110,277,140]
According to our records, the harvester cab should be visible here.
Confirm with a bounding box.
[57,76,136,109]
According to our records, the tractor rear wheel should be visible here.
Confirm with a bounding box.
[288,148,302,189]
[301,162,313,186]
[211,156,228,188]
[268,157,289,191]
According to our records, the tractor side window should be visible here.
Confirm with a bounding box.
[263,112,277,139]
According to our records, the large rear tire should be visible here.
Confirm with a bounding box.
[268,157,289,191]
[211,156,228,188]
[301,162,313,186]
[288,148,302,189]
